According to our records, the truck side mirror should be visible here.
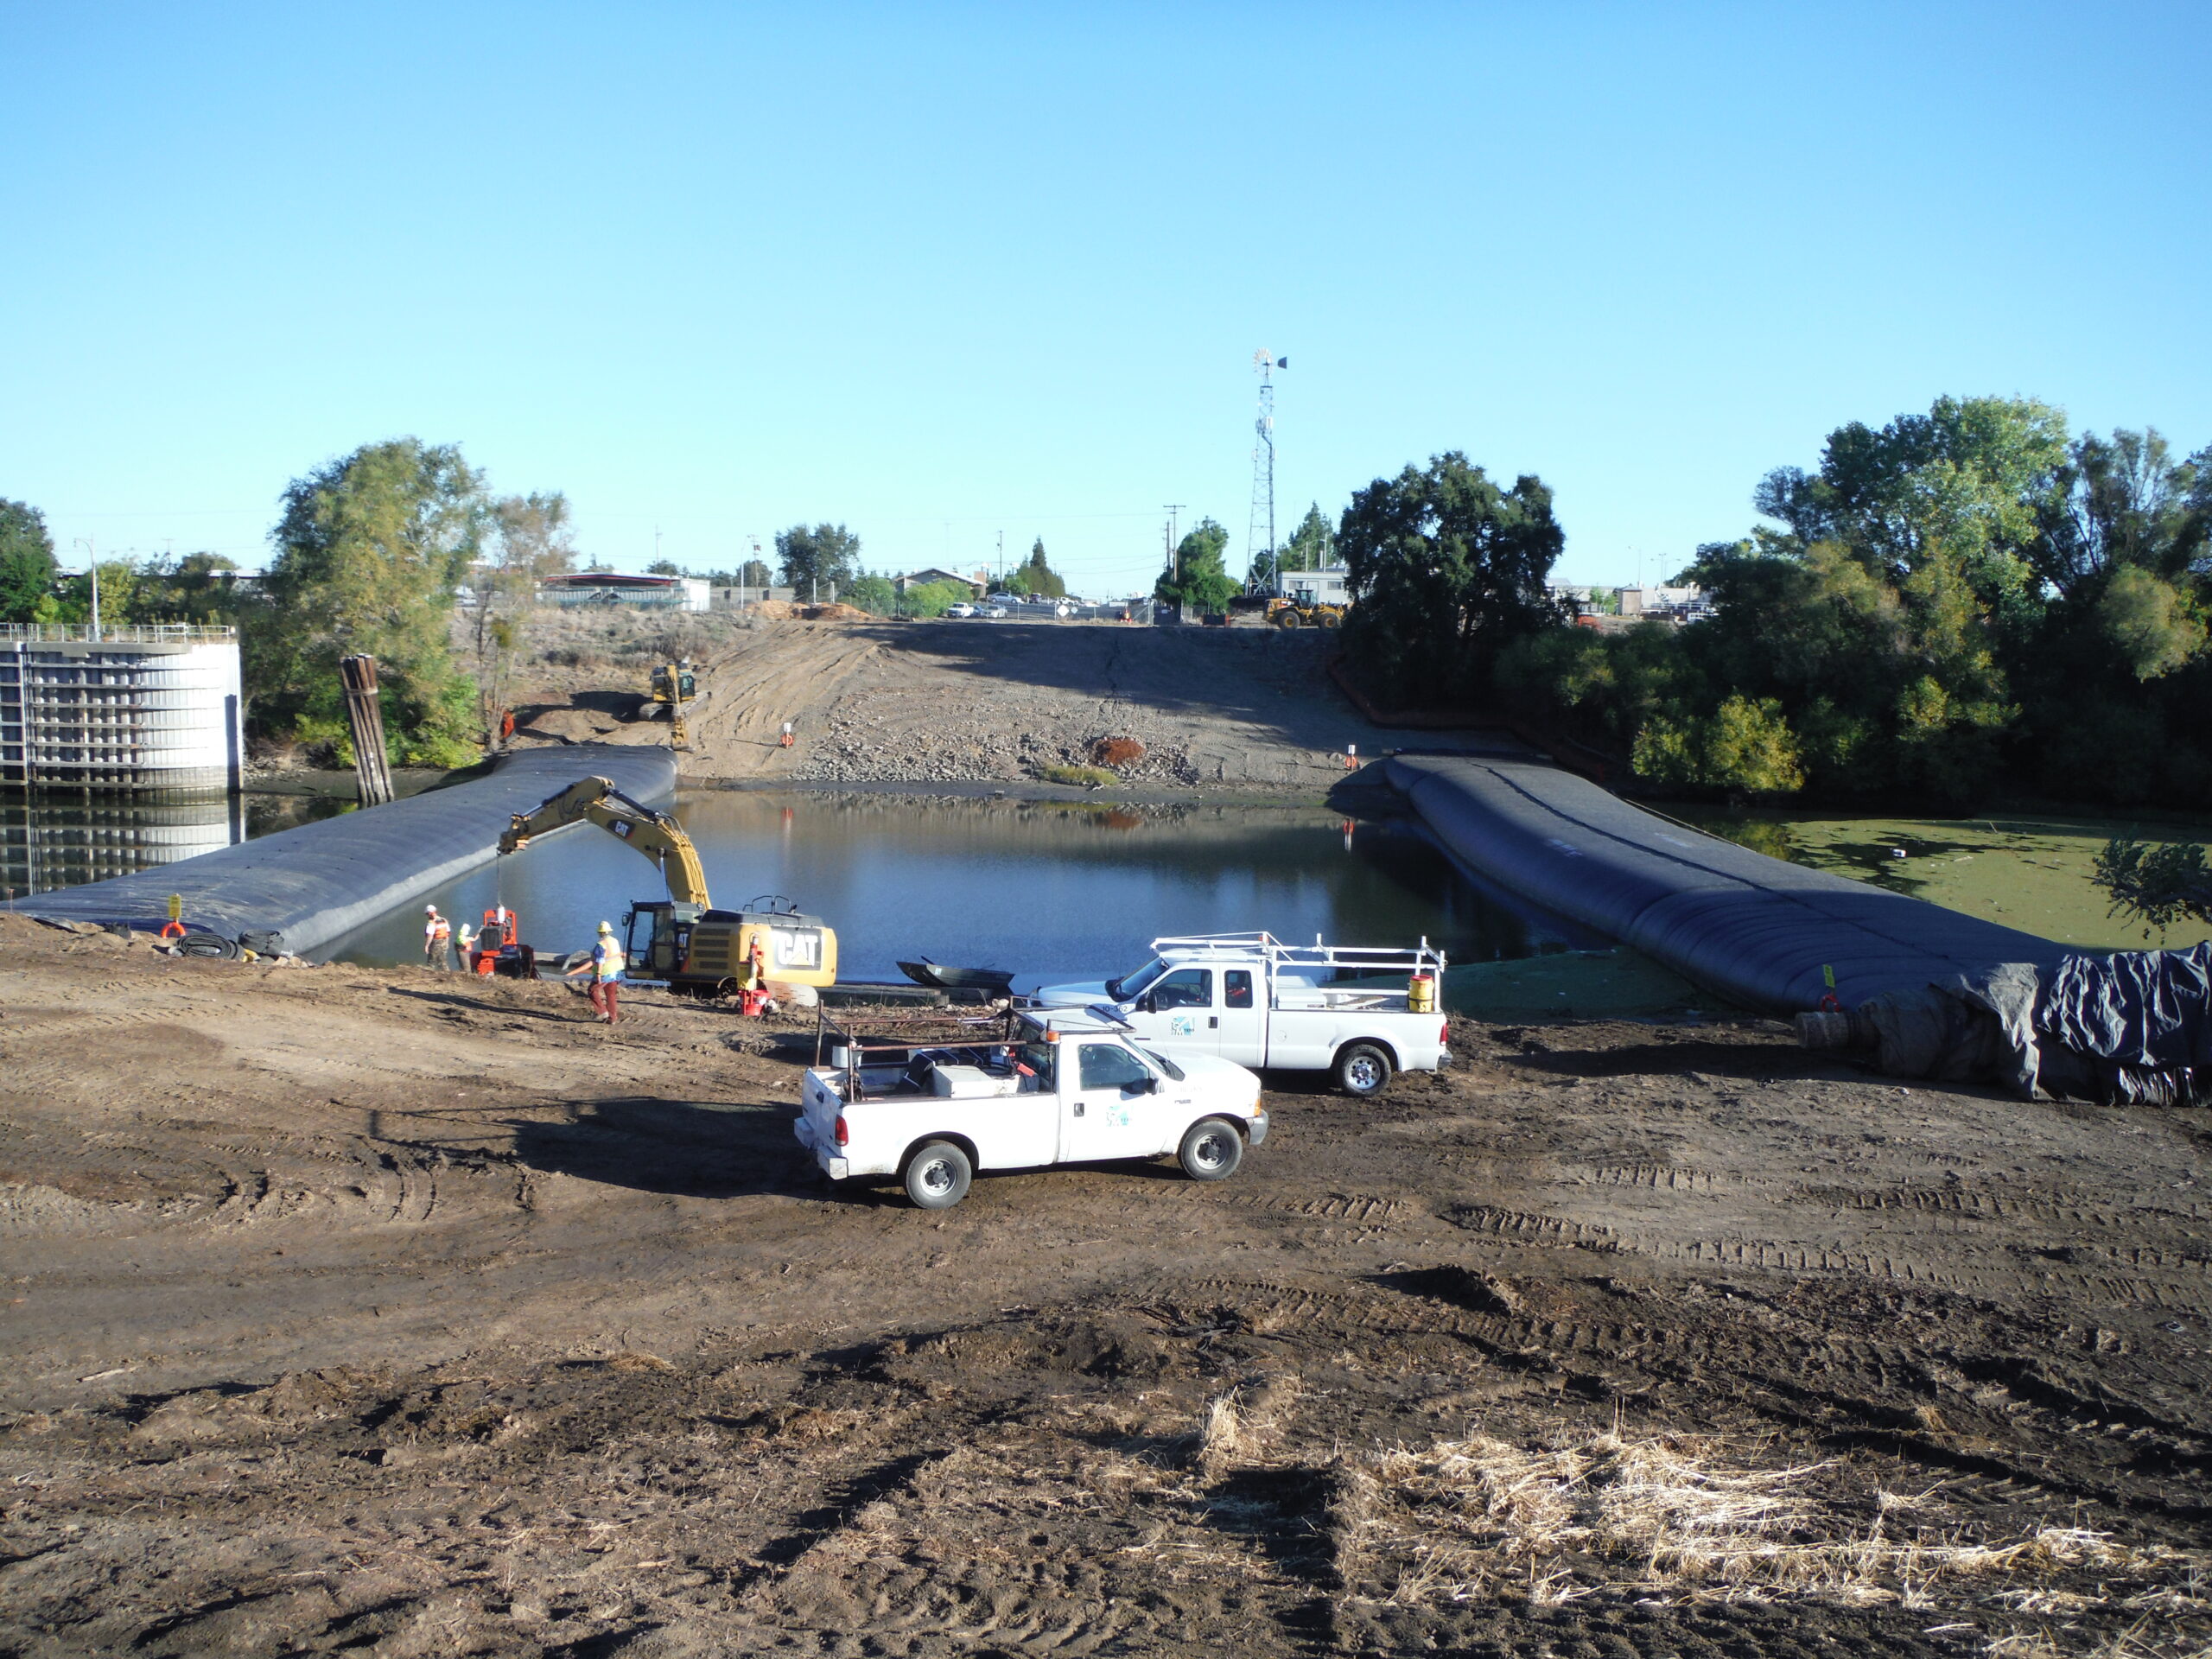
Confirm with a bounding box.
[1138,993,1156,1014]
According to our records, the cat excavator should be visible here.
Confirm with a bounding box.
[497,777,837,995]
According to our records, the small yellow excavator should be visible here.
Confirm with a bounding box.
[497,777,838,995]
[649,660,699,749]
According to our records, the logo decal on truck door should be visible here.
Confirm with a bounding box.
[1170,1015,1195,1035]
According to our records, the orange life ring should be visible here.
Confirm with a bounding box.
[160,920,188,940]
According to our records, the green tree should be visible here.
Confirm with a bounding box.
[846,573,897,614]
[1338,453,1567,704]
[474,492,574,743]
[775,524,860,600]
[645,557,683,575]
[1154,517,1237,614]
[251,438,487,766]
[737,557,772,588]
[1008,537,1065,599]
[1279,503,1335,574]
[122,551,245,627]
[1631,695,1806,795]
[1755,395,2069,615]
[0,499,59,623]
[2094,564,2206,680]
[2033,428,2207,598]
[901,579,973,618]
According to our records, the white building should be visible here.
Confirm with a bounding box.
[0,625,244,794]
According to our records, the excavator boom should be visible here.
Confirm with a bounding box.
[498,776,713,908]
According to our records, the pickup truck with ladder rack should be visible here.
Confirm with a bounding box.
[1032,932,1448,1096]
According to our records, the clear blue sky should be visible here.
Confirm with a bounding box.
[4,3,2206,596]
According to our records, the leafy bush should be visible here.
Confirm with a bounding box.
[1631,696,1804,794]
[1040,763,1117,788]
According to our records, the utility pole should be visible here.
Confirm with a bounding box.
[73,538,99,641]
[996,531,1004,587]
[1162,505,1185,582]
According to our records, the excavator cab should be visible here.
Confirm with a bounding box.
[624,901,702,981]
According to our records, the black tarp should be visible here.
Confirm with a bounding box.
[21,745,677,957]
[1381,753,2069,1015]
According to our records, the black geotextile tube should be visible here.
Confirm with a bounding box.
[23,745,677,957]
[1382,753,2070,1015]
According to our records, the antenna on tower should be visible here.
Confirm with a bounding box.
[1247,350,1284,591]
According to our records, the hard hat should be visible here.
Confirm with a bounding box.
[598,920,614,934]
[425,904,438,914]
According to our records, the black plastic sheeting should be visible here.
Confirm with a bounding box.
[22,745,677,957]
[2041,941,2212,1077]
[1382,753,2069,1015]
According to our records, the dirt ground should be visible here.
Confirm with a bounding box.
[3,915,2208,1657]
[500,612,1379,792]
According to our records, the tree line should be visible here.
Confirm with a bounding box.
[2,442,1072,766]
[1331,396,2211,812]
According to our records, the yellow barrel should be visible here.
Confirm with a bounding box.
[1408,973,1436,1014]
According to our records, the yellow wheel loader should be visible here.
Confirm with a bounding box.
[1268,598,1344,629]
[498,777,837,995]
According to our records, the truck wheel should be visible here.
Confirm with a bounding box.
[1333,1043,1393,1097]
[1178,1118,1244,1182]
[903,1141,972,1210]
[1272,609,1302,628]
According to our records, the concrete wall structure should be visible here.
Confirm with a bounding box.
[0,626,242,793]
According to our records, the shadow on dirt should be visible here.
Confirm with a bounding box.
[1498,1039,1821,1083]
[835,621,1357,747]
[510,1096,823,1199]
[384,986,573,1023]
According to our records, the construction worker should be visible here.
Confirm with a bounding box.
[423,905,453,969]
[454,921,477,973]
[564,920,626,1024]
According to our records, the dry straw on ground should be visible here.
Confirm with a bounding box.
[1329,1432,2208,1622]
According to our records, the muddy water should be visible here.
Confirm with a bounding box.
[315,791,1596,990]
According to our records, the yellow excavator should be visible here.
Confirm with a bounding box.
[649,660,699,750]
[497,777,838,995]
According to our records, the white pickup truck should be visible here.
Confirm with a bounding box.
[1033,932,1449,1096]
[794,1007,1269,1209]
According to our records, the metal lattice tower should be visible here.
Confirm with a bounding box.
[1247,349,1278,585]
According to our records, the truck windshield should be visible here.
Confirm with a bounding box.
[1141,1048,1186,1082]
[1106,957,1169,1001]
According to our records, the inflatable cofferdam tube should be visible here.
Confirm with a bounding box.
[25,745,677,957]
[1382,753,2069,1015]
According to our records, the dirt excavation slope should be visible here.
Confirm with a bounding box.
[509,617,1382,791]
[2,916,2209,1656]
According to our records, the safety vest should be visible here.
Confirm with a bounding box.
[591,940,626,979]
[428,916,451,943]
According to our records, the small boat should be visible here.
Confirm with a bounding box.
[898,957,1017,995]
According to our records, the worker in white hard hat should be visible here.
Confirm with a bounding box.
[563,920,626,1024]
[423,905,453,970]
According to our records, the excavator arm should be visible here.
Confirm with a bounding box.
[497,776,713,908]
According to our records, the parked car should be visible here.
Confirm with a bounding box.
[796,1007,1268,1208]
[982,604,1008,619]
[987,591,1021,606]
[946,602,978,618]
[1032,931,1449,1096]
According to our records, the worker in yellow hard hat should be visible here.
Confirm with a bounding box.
[564,920,626,1024]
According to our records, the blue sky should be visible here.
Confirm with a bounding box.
[3,3,2206,596]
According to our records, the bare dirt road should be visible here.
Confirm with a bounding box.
[505,614,1379,792]
[3,916,2209,1656]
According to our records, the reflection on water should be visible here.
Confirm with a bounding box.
[320,791,1586,984]
[0,787,245,899]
